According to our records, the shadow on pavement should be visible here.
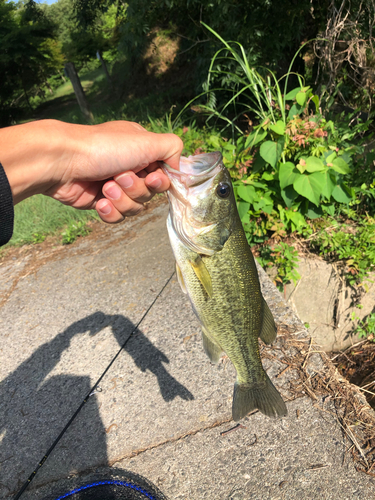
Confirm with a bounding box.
[0,311,193,496]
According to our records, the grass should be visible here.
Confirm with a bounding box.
[5,195,99,248]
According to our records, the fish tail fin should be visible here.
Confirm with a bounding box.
[232,372,287,421]
[259,297,277,345]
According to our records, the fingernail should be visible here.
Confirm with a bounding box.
[148,178,162,189]
[117,174,134,189]
[98,202,111,215]
[105,184,121,200]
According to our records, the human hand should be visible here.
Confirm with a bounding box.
[0,120,183,223]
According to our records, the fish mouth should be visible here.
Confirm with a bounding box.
[162,152,224,256]
[162,151,223,188]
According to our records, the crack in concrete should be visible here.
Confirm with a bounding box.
[109,417,233,466]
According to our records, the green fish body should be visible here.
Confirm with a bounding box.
[163,152,287,421]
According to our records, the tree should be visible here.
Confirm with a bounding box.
[44,0,119,69]
[0,0,64,125]
[74,0,318,76]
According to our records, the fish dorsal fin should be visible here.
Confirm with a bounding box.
[201,326,223,364]
[176,262,187,294]
[259,297,277,344]
[188,255,213,298]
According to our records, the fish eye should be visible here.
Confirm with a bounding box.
[216,182,231,199]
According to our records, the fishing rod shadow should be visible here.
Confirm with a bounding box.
[96,313,194,403]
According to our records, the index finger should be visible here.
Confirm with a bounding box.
[150,132,183,171]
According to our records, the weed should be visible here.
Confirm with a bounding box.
[272,242,301,289]
[61,221,92,245]
[173,27,375,287]
[351,305,375,342]
[31,233,46,244]
[311,218,375,286]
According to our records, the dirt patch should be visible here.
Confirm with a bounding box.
[331,341,375,409]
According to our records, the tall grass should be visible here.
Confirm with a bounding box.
[173,23,310,135]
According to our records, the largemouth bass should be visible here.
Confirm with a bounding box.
[162,151,287,421]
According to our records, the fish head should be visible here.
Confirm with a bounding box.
[162,151,237,255]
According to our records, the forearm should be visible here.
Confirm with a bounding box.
[0,119,183,223]
[0,120,78,204]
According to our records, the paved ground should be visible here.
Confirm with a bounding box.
[1,201,375,500]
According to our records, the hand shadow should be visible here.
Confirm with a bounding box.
[103,314,194,403]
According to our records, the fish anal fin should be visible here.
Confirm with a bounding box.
[201,327,223,364]
[176,263,187,294]
[189,255,213,298]
[259,297,277,345]
[232,371,287,421]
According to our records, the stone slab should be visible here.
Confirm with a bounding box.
[284,257,375,351]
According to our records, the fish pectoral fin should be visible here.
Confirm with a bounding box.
[259,297,277,345]
[176,262,187,294]
[188,255,213,298]
[232,372,287,421]
[201,327,223,364]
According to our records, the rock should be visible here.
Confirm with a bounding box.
[284,257,375,352]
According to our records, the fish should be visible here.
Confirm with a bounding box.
[162,151,287,421]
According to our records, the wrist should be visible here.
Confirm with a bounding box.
[0,120,79,204]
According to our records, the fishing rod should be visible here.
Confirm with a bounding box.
[13,271,175,500]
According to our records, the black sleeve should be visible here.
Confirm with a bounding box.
[0,162,14,246]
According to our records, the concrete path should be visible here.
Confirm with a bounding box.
[1,201,374,500]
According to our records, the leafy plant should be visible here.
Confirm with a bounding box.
[351,305,375,342]
[311,218,375,287]
[176,26,375,289]
[256,242,300,291]
[61,221,91,244]
[271,242,301,289]
[175,23,308,134]
[31,233,46,244]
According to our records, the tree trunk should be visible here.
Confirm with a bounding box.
[64,62,93,122]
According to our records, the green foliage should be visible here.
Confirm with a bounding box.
[44,0,120,68]
[257,242,300,291]
[0,0,64,124]
[61,220,92,244]
[77,0,315,66]
[31,233,46,244]
[271,243,301,289]
[235,106,374,285]
[310,218,375,287]
[351,305,375,342]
